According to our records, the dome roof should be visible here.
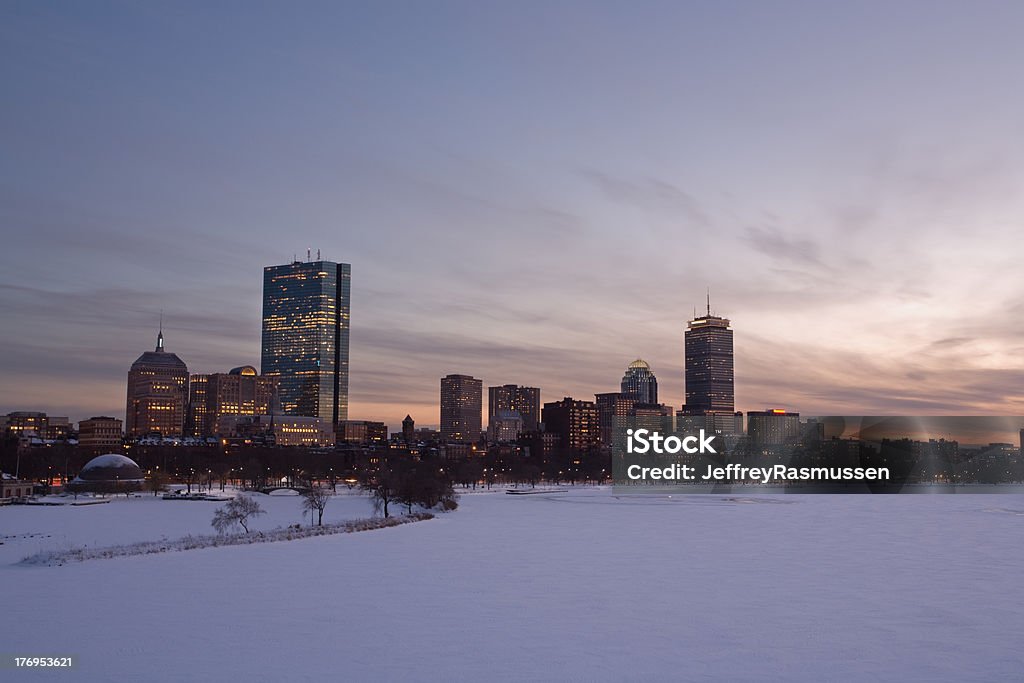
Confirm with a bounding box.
[229,365,258,376]
[628,359,650,370]
[76,454,145,482]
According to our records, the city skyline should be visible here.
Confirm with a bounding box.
[4,3,1024,424]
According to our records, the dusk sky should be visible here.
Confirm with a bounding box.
[3,1,1024,428]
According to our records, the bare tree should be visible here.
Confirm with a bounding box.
[211,495,265,534]
[147,471,169,496]
[301,486,330,526]
[362,469,400,518]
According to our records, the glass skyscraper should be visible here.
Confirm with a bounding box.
[261,260,351,425]
[684,305,734,413]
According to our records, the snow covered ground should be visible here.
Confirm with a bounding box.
[3,488,1024,681]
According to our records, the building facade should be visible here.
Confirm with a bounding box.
[746,409,801,448]
[542,397,600,451]
[126,331,189,437]
[0,412,70,441]
[595,393,635,448]
[487,384,541,432]
[684,301,734,413]
[223,414,335,447]
[78,416,123,450]
[188,366,278,437]
[620,359,658,404]
[440,374,483,442]
[338,420,388,445]
[488,409,524,443]
[261,259,351,425]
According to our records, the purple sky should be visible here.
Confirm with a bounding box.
[3,1,1024,428]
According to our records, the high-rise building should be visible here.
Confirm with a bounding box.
[542,397,600,451]
[684,297,734,413]
[620,359,658,404]
[261,259,351,425]
[487,384,541,432]
[126,330,189,437]
[440,374,483,442]
[188,366,279,437]
[402,415,415,443]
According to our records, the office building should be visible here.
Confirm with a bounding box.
[747,409,801,448]
[595,392,635,448]
[126,330,189,437]
[78,416,123,450]
[188,366,279,437]
[261,259,351,425]
[223,414,335,447]
[487,385,540,432]
[684,297,734,413]
[1,411,71,441]
[339,420,388,445]
[542,397,600,451]
[620,359,658,404]
[440,374,483,442]
[489,409,524,443]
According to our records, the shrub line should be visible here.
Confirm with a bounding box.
[19,513,434,567]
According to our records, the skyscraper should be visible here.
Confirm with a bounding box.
[261,259,351,425]
[126,330,189,437]
[487,384,541,432]
[620,359,658,404]
[440,374,483,443]
[684,297,734,413]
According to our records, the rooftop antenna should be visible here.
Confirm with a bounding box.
[307,247,311,262]
[317,248,321,260]
[707,288,711,317]
[156,310,165,351]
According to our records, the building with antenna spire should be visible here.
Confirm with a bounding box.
[126,325,189,437]
[680,292,740,435]
[261,256,351,426]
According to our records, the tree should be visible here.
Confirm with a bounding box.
[363,468,400,518]
[211,495,265,534]
[368,459,458,517]
[301,486,330,526]
[146,471,169,496]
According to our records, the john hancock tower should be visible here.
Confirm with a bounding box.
[261,258,351,425]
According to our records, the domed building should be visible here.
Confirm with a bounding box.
[126,329,189,437]
[621,359,658,405]
[69,454,145,493]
